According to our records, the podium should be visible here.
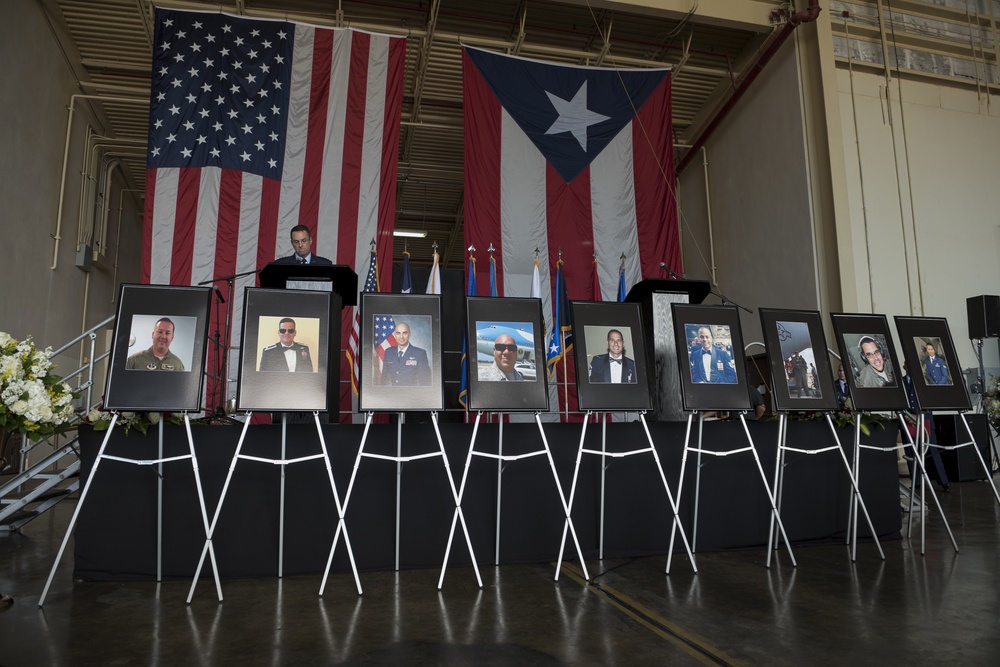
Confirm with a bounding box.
[259,263,358,421]
[626,278,710,422]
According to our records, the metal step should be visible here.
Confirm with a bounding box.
[0,440,81,532]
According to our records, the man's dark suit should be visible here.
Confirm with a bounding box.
[273,253,333,265]
[588,353,637,383]
[690,346,737,384]
[259,342,314,372]
[381,345,431,386]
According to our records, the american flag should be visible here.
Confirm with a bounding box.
[348,247,379,396]
[142,8,404,418]
[373,313,397,382]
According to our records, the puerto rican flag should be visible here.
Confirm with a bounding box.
[462,46,679,417]
[142,8,404,418]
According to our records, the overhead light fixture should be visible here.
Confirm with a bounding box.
[393,230,427,238]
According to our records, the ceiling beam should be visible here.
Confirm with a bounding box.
[553,0,777,33]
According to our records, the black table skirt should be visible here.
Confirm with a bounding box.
[73,419,901,581]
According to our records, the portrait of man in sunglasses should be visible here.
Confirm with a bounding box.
[259,317,314,372]
[478,332,530,382]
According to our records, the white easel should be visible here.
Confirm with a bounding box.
[40,412,219,606]
[445,411,590,582]
[324,411,482,592]
[770,413,884,565]
[894,410,1000,555]
[559,410,696,576]
[187,411,360,602]
[894,410,956,555]
[676,411,796,567]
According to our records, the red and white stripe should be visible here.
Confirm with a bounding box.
[462,52,679,417]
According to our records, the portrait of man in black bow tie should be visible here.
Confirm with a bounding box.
[588,328,637,384]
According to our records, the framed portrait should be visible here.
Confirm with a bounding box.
[104,284,212,411]
[670,304,752,412]
[758,308,839,412]
[571,301,652,411]
[830,313,909,412]
[893,316,971,411]
[465,296,549,412]
[359,293,443,412]
[236,288,331,412]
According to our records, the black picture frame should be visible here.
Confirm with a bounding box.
[671,304,752,412]
[466,296,549,412]
[236,288,331,412]
[571,301,652,411]
[759,308,839,413]
[893,316,971,412]
[104,284,212,412]
[359,293,443,412]
[830,312,909,412]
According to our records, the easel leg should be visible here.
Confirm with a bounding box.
[278,413,287,578]
[669,413,695,564]
[535,413,590,581]
[766,415,787,568]
[555,415,591,580]
[637,413,696,574]
[182,412,223,602]
[692,413,704,551]
[439,411,483,588]
[826,415,884,560]
[313,411,362,596]
[434,411,482,589]
[188,412,254,603]
[738,415,796,567]
[321,412,373,595]
[39,413,120,607]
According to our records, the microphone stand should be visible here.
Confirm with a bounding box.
[709,287,754,315]
[198,267,264,422]
[657,262,754,314]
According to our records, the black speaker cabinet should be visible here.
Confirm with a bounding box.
[934,414,994,482]
[966,295,1000,339]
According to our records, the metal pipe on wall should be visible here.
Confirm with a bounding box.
[701,146,717,286]
[51,94,146,270]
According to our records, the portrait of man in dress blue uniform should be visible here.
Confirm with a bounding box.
[688,325,737,384]
[914,339,951,386]
[380,321,432,386]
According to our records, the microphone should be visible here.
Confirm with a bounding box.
[213,286,226,303]
[660,263,684,280]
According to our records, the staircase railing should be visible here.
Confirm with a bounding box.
[0,315,114,533]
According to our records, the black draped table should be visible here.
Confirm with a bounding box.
[73,419,901,581]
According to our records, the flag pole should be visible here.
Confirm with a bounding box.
[560,331,568,421]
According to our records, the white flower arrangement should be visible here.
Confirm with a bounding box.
[0,331,78,439]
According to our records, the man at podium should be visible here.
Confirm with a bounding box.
[273,225,333,265]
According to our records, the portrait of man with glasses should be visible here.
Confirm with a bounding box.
[478,332,531,382]
[259,317,315,372]
[854,334,895,388]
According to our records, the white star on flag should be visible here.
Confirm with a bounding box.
[543,81,610,152]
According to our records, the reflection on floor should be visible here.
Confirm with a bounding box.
[2,474,1000,666]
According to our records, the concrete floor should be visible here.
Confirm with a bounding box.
[2,476,1000,666]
